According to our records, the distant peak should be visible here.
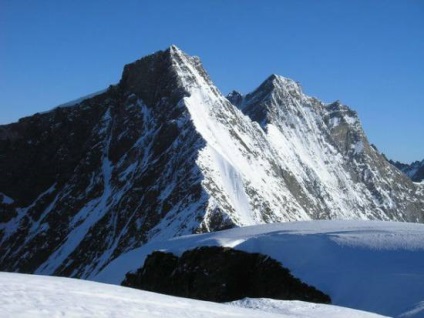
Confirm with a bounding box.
[169,44,183,54]
[245,74,302,103]
[168,44,184,58]
[226,90,244,108]
[267,74,280,81]
[164,45,201,67]
[265,74,301,91]
[227,90,243,98]
[326,100,355,113]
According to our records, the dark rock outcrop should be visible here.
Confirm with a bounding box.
[121,246,331,304]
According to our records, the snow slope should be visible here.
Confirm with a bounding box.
[96,220,424,318]
[0,272,387,318]
[229,298,387,318]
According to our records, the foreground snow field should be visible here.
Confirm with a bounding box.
[0,272,387,318]
[95,220,424,318]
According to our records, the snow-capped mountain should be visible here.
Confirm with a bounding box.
[389,159,424,182]
[233,75,424,221]
[0,46,423,278]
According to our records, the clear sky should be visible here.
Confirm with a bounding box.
[1,0,423,163]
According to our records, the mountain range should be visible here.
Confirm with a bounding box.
[389,159,424,182]
[1,45,423,279]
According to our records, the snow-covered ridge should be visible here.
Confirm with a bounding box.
[40,88,107,114]
[96,220,424,318]
[0,272,388,318]
[228,298,388,318]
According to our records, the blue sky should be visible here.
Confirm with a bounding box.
[1,0,423,162]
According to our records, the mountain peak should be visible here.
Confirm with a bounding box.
[244,74,303,105]
[120,45,215,107]
[168,44,183,55]
[119,46,201,107]
[169,44,180,51]
[238,74,304,120]
[265,74,302,93]
[226,90,244,107]
[168,44,187,62]
[390,158,424,182]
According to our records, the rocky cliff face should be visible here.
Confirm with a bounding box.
[1,46,423,279]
